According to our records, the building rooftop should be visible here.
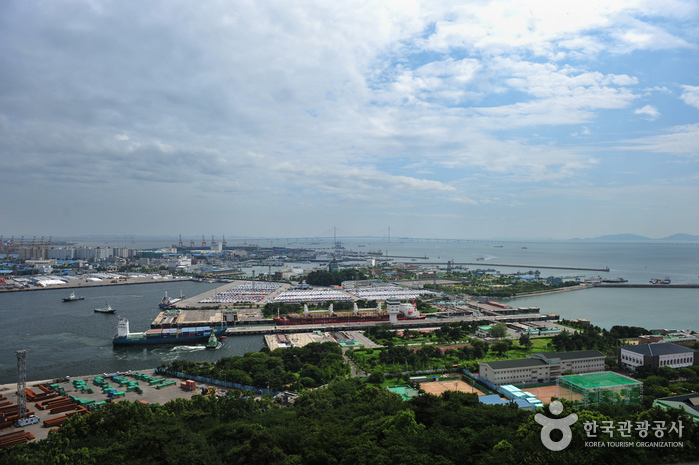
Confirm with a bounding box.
[559,372,641,389]
[480,358,547,370]
[653,394,699,419]
[533,350,606,361]
[621,342,697,357]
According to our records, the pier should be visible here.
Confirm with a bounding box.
[593,283,699,288]
[416,262,610,272]
[224,313,559,337]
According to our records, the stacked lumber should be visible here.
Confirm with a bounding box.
[0,430,35,449]
[42,407,88,428]
[36,396,72,411]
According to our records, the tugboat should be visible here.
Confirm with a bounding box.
[205,330,219,349]
[62,291,84,302]
[159,291,185,309]
[94,302,116,314]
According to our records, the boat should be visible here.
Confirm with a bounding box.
[476,257,485,261]
[62,291,84,302]
[273,300,426,326]
[94,302,116,314]
[112,318,227,346]
[650,277,671,284]
[205,331,220,350]
[159,291,185,309]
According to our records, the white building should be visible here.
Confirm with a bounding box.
[618,342,697,371]
[479,350,606,386]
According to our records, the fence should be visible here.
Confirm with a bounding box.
[155,368,282,397]
[462,369,525,398]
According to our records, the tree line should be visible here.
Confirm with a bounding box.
[3,378,697,464]
[161,342,349,390]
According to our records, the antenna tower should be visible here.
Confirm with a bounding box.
[16,349,27,421]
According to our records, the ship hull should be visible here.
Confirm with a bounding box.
[113,328,226,346]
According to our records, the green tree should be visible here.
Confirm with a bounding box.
[518,332,533,349]
[488,323,508,339]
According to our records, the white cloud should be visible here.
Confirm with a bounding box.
[680,85,699,110]
[634,105,661,120]
[617,123,699,156]
[611,18,692,53]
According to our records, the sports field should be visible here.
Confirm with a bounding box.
[520,384,559,403]
[559,372,640,389]
[420,379,487,396]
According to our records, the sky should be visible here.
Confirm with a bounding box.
[1,0,698,241]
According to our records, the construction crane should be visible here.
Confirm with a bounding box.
[178,235,184,248]
[222,235,227,247]
[201,235,207,248]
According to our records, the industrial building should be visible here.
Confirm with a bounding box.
[653,394,699,422]
[617,342,697,371]
[478,350,605,386]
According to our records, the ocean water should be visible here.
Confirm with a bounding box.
[2,240,697,382]
[0,281,265,383]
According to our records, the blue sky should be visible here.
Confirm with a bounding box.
[1,0,698,240]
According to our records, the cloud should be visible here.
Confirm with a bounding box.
[0,0,697,238]
[680,85,699,110]
[634,105,661,120]
[616,123,699,156]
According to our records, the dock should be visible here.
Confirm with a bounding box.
[592,283,699,288]
[417,262,610,272]
[225,313,559,337]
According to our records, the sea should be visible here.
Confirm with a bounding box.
[1,238,697,383]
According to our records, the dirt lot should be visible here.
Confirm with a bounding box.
[519,384,559,403]
[420,379,487,397]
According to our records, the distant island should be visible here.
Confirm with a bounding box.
[570,233,699,242]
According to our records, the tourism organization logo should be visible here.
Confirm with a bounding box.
[535,400,578,451]
[535,400,686,451]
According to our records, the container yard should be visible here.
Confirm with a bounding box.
[0,370,225,443]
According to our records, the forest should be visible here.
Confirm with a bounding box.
[160,342,349,390]
[2,378,697,465]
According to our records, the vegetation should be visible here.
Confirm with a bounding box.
[304,269,367,286]
[432,271,581,297]
[2,378,697,464]
[160,342,349,390]
[548,322,651,354]
[487,322,508,338]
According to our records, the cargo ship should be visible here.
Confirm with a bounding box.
[273,299,426,326]
[112,317,227,346]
